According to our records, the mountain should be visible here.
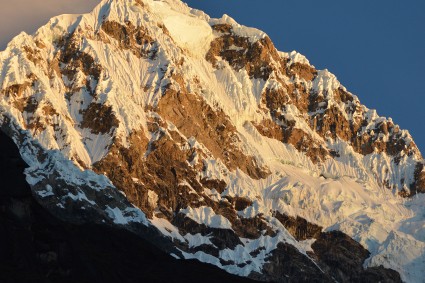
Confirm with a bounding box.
[0,128,257,283]
[0,0,423,282]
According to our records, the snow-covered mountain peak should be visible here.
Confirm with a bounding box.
[0,0,424,281]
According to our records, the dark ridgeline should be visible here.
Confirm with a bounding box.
[0,129,257,283]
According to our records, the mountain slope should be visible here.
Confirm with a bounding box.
[0,129,259,283]
[0,0,424,282]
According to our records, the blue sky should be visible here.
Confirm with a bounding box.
[1,0,424,152]
[185,0,425,153]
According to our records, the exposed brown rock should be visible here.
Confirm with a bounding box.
[23,46,43,65]
[311,231,402,283]
[134,0,145,8]
[12,98,29,113]
[200,178,227,194]
[80,103,119,134]
[333,87,353,104]
[93,127,206,219]
[255,51,420,179]
[157,23,171,38]
[308,87,421,171]
[414,163,425,194]
[314,105,352,141]
[232,196,253,211]
[4,83,30,97]
[352,132,374,155]
[2,78,35,98]
[400,162,425,197]
[262,87,289,114]
[34,39,46,49]
[211,23,233,34]
[42,104,58,117]
[173,213,243,250]
[252,119,283,141]
[236,216,276,239]
[259,83,331,164]
[58,35,102,84]
[101,20,156,59]
[157,80,269,180]
[93,129,151,215]
[307,91,326,114]
[93,122,275,242]
[205,20,422,197]
[350,119,421,161]
[202,196,276,239]
[250,242,333,283]
[206,30,281,80]
[283,128,328,163]
[274,211,322,241]
[261,82,310,114]
[288,62,317,81]
[260,77,422,175]
[22,97,39,114]
[290,82,311,113]
[54,32,103,101]
[252,117,328,164]
[48,57,62,80]
[18,99,54,134]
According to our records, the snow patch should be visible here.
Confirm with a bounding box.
[180,206,233,230]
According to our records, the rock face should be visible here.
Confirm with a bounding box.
[311,231,402,283]
[0,129,258,283]
[0,0,424,282]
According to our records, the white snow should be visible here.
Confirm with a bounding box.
[105,206,129,224]
[152,1,214,57]
[184,233,214,248]
[37,184,55,198]
[151,216,185,242]
[68,191,96,205]
[210,14,267,43]
[180,206,233,230]
[280,50,311,65]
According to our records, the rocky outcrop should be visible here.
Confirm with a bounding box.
[93,126,205,219]
[80,102,119,134]
[157,77,270,180]
[207,21,422,188]
[174,213,243,251]
[274,212,322,241]
[101,20,158,59]
[252,119,284,141]
[251,243,333,283]
[288,62,318,81]
[57,32,102,86]
[273,211,402,282]
[93,120,275,245]
[311,231,402,283]
[207,25,282,81]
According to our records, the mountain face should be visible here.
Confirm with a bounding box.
[0,0,424,282]
[0,129,259,283]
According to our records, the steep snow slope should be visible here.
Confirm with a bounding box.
[0,0,423,281]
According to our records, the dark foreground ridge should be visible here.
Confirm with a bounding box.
[0,129,257,283]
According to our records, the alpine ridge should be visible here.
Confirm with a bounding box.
[0,0,423,282]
